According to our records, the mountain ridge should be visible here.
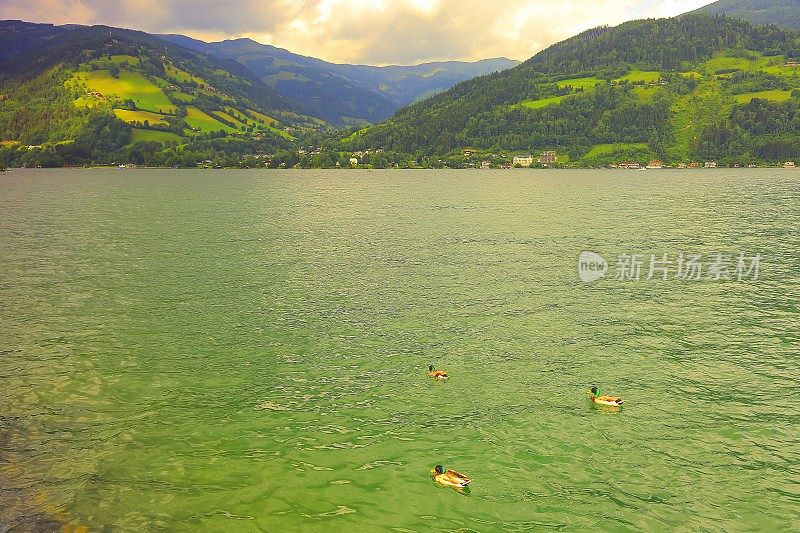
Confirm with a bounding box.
[691,1,800,29]
[343,14,800,167]
[160,33,518,124]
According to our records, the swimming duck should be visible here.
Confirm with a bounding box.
[590,385,624,406]
[427,365,449,380]
[432,465,471,487]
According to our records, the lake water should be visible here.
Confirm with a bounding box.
[1,169,798,532]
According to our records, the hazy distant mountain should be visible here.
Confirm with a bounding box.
[162,35,518,125]
[690,0,800,29]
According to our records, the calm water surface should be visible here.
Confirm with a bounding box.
[1,169,798,532]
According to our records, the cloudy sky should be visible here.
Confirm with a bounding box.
[0,0,715,65]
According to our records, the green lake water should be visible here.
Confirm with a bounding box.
[1,169,798,532]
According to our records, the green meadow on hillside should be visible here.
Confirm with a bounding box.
[518,95,567,109]
[164,63,205,85]
[615,70,661,83]
[128,128,183,146]
[185,106,239,133]
[114,109,170,126]
[69,70,178,114]
[734,89,794,103]
[556,77,604,89]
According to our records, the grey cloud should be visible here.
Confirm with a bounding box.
[0,1,699,64]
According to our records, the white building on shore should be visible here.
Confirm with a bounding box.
[513,155,534,167]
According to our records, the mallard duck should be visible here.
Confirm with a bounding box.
[427,365,449,380]
[590,385,624,406]
[432,465,471,487]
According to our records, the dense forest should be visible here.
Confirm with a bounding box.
[692,0,800,30]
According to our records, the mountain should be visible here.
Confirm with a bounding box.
[343,14,800,167]
[0,20,302,167]
[690,1,800,30]
[161,35,518,125]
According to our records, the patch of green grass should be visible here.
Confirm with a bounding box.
[584,143,649,158]
[557,77,603,90]
[760,57,800,77]
[114,109,169,126]
[631,86,662,101]
[246,109,278,127]
[170,91,196,103]
[702,53,774,76]
[680,71,703,79]
[264,72,311,87]
[222,107,292,138]
[89,55,140,69]
[127,128,183,146]
[667,77,731,161]
[518,95,566,109]
[69,70,177,114]
[616,71,661,83]
[185,106,238,133]
[214,111,248,129]
[213,68,235,79]
[704,56,752,73]
[734,89,794,104]
[165,64,205,85]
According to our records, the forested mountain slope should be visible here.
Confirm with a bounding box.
[162,35,517,125]
[691,1,800,30]
[0,21,302,167]
[343,15,800,166]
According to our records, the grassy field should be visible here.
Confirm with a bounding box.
[127,128,183,146]
[584,143,649,158]
[557,77,603,90]
[247,109,279,126]
[89,55,140,69]
[616,70,661,83]
[760,61,800,77]
[701,53,778,76]
[165,64,206,85]
[631,86,662,101]
[70,70,177,114]
[734,89,794,104]
[264,72,311,87]
[170,91,197,103]
[518,95,567,109]
[240,109,294,139]
[185,106,238,133]
[214,111,247,129]
[114,109,169,126]
[667,77,731,161]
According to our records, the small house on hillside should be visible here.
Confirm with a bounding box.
[646,159,663,169]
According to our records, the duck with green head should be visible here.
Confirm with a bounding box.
[432,465,471,487]
[590,385,624,406]
[427,365,448,380]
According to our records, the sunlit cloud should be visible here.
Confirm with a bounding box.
[0,0,717,64]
